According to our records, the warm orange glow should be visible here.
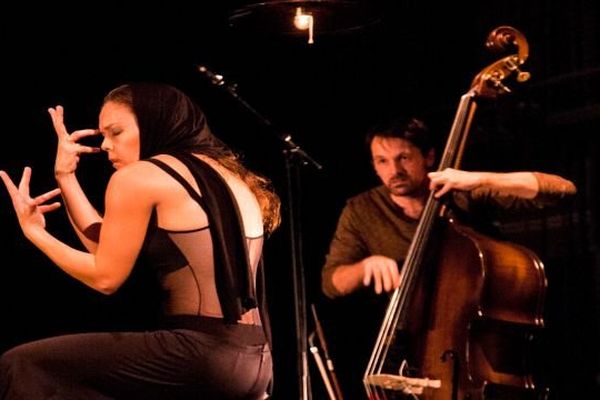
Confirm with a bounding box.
[294,7,314,44]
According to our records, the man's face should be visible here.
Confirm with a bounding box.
[371,136,434,197]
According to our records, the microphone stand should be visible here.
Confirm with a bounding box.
[197,65,322,400]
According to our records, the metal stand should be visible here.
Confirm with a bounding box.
[198,65,322,400]
[310,304,344,400]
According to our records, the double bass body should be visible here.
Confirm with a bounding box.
[399,218,547,399]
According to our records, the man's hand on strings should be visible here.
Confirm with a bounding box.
[428,168,483,198]
[362,255,401,294]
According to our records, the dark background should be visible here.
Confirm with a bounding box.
[0,1,598,399]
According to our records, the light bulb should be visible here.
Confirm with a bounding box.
[294,7,312,30]
[293,7,314,44]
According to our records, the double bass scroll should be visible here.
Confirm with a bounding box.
[363,26,549,400]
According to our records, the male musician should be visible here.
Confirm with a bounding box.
[320,116,576,399]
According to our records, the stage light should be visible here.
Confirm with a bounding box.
[229,1,382,45]
[293,7,314,44]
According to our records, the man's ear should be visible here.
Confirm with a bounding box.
[426,148,435,168]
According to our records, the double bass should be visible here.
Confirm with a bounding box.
[363,26,549,400]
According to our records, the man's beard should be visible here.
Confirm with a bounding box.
[387,175,427,197]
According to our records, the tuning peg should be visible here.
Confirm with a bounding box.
[488,74,512,93]
[517,70,531,82]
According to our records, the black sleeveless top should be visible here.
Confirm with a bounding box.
[139,153,270,343]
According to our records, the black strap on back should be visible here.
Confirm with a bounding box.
[145,154,256,323]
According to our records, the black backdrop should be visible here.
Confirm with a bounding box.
[1,1,598,399]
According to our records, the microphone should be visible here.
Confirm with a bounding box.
[197,65,225,86]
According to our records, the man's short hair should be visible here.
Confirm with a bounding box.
[365,117,433,156]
